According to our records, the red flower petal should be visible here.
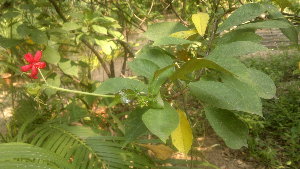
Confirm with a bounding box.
[21,64,32,72]
[30,66,38,78]
[34,62,46,69]
[24,53,34,63]
[34,51,42,62]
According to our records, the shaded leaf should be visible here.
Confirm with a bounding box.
[153,37,193,46]
[44,73,61,97]
[142,103,179,142]
[205,107,249,149]
[128,59,160,80]
[237,20,291,29]
[58,58,79,78]
[136,46,173,68]
[0,37,21,48]
[170,58,231,80]
[43,46,61,65]
[171,110,193,154]
[217,29,262,44]
[170,29,198,39]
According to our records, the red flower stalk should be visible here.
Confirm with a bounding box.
[21,51,46,79]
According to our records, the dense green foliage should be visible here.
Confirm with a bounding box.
[243,52,300,168]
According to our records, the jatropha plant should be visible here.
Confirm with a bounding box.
[0,1,298,169]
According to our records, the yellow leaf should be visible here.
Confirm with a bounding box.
[298,61,300,70]
[139,144,174,160]
[171,110,193,154]
[170,29,198,39]
[192,13,209,36]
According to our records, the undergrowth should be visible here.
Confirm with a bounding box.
[242,50,300,168]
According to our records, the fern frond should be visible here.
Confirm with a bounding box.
[0,142,74,169]
[25,124,155,169]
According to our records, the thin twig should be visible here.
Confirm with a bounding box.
[167,0,189,26]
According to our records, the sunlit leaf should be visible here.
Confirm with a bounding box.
[192,13,209,36]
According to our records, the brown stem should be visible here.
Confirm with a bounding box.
[109,60,115,78]
[167,0,188,26]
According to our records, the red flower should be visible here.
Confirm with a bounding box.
[21,51,46,79]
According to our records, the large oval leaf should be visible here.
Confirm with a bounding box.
[189,77,262,116]
[142,103,179,143]
[204,107,249,149]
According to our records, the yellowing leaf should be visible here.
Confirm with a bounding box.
[139,144,174,160]
[192,13,209,36]
[171,110,193,154]
[170,29,198,39]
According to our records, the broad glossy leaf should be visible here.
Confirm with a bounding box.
[58,58,79,78]
[153,37,193,46]
[237,20,291,29]
[136,47,173,68]
[142,103,179,142]
[189,77,262,116]
[144,22,188,41]
[208,41,268,58]
[218,3,265,33]
[93,77,147,94]
[171,110,193,154]
[205,107,248,149]
[170,58,230,80]
[191,13,209,36]
[92,25,108,35]
[62,22,81,31]
[217,29,262,44]
[43,46,61,65]
[128,59,160,80]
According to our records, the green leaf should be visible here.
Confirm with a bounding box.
[30,29,48,44]
[208,41,268,58]
[144,22,188,41]
[62,22,81,31]
[124,108,148,144]
[0,37,21,48]
[218,3,265,33]
[153,37,193,46]
[128,59,160,80]
[43,46,61,65]
[189,77,262,116]
[136,46,173,68]
[44,73,61,97]
[142,103,179,143]
[170,58,231,80]
[95,39,116,55]
[237,20,291,29]
[206,56,276,99]
[171,110,193,154]
[217,29,263,44]
[58,58,79,78]
[239,68,276,99]
[66,102,88,121]
[92,25,108,35]
[191,13,209,36]
[93,77,147,94]
[204,107,249,149]
[0,142,74,169]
